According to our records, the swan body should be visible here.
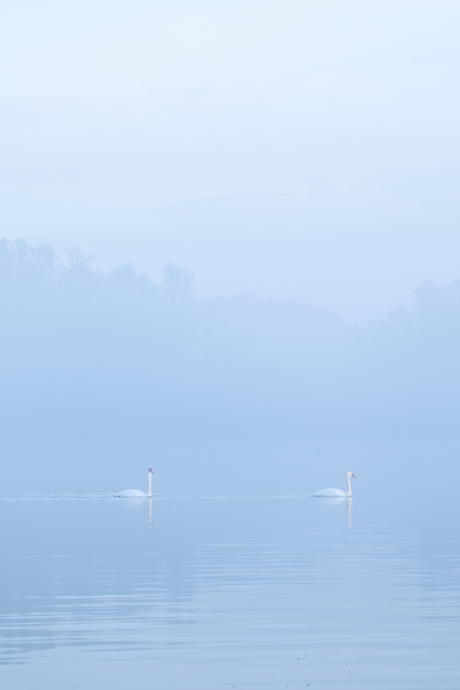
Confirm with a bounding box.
[116,489,147,498]
[314,471,356,498]
[115,468,153,498]
[314,487,347,497]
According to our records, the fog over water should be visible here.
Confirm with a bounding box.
[1,235,460,495]
[2,2,460,687]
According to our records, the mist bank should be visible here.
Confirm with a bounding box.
[1,237,458,442]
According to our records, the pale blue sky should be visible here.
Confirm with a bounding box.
[1,0,459,321]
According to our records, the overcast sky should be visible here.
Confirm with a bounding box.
[1,0,459,321]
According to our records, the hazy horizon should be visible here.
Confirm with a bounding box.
[1,0,460,322]
[1,235,459,455]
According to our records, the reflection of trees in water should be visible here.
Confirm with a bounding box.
[0,497,199,664]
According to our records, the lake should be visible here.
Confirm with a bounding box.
[1,461,460,689]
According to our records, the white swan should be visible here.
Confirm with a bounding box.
[115,467,153,498]
[313,471,356,497]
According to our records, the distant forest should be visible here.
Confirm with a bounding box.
[1,237,459,440]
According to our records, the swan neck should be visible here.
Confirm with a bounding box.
[346,474,352,497]
[147,471,152,498]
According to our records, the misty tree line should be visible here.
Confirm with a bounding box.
[0,237,459,440]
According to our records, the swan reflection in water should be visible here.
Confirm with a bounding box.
[311,495,354,528]
[148,496,153,528]
[311,472,356,528]
[347,497,353,528]
[111,467,154,527]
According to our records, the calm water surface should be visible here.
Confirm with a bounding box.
[1,490,459,689]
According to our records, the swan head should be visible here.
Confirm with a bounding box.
[148,467,153,473]
[347,472,356,479]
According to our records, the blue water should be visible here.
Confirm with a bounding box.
[1,485,460,689]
